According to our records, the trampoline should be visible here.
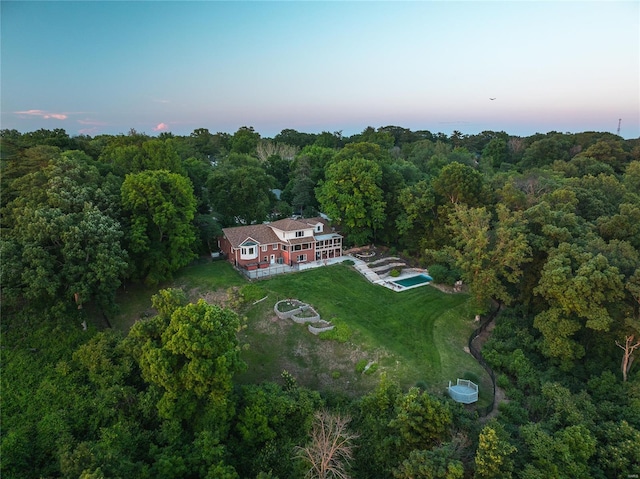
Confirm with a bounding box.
[448,378,478,404]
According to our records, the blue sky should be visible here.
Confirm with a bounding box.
[2,1,638,139]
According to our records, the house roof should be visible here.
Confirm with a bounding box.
[222,217,341,249]
[222,224,280,248]
[288,237,314,245]
[300,216,326,226]
[267,218,313,232]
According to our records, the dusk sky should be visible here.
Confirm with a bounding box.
[2,1,639,139]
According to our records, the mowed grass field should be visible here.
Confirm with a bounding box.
[112,259,492,404]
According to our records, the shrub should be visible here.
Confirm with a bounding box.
[428,264,451,284]
[355,359,377,375]
[342,259,355,266]
[496,373,510,389]
[331,371,341,379]
[389,268,401,277]
[318,318,352,343]
[364,362,378,375]
[427,263,461,286]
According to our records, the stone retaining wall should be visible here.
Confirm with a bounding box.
[274,300,305,319]
[308,321,334,335]
[291,311,321,324]
[274,299,334,333]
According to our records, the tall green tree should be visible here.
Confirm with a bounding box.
[285,156,317,215]
[316,156,386,245]
[396,180,436,252]
[623,160,640,193]
[533,242,625,368]
[432,162,486,206]
[520,423,596,479]
[393,445,464,479]
[616,269,640,381]
[482,138,508,170]
[230,126,260,155]
[519,134,572,169]
[2,152,128,314]
[127,288,245,428]
[352,375,403,479]
[230,381,322,478]
[443,204,532,312]
[1,145,61,208]
[273,128,318,149]
[474,423,517,479]
[347,126,395,149]
[121,169,197,284]
[388,387,452,458]
[207,154,275,226]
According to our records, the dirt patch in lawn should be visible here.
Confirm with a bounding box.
[188,286,238,309]
[238,310,387,397]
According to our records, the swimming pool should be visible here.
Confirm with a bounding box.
[392,273,433,288]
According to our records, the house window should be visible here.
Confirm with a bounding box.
[302,243,311,250]
[295,231,304,238]
[315,224,323,232]
[297,254,307,262]
[273,244,278,250]
[240,245,258,260]
[261,245,267,252]
[293,244,302,251]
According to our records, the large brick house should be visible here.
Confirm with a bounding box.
[218,217,343,272]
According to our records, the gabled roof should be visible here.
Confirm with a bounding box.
[222,224,281,248]
[222,217,341,249]
[267,218,314,232]
[299,216,330,228]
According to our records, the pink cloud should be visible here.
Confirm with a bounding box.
[14,109,68,120]
[153,122,169,131]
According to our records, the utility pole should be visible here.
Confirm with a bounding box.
[617,118,622,136]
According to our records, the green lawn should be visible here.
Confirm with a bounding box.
[109,258,246,330]
[110,259,491,404]
[173,257,247,291]
[237,263,490,401]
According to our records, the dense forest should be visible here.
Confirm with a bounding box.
[2,126,640,478]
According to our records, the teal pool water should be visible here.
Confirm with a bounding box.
[393,274,433,288]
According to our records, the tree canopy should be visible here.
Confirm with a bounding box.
[2,126,640,479]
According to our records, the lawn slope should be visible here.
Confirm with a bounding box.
[110,260,490,401]
[238,263,489,399]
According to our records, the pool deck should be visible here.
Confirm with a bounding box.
[348,255,431,292]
